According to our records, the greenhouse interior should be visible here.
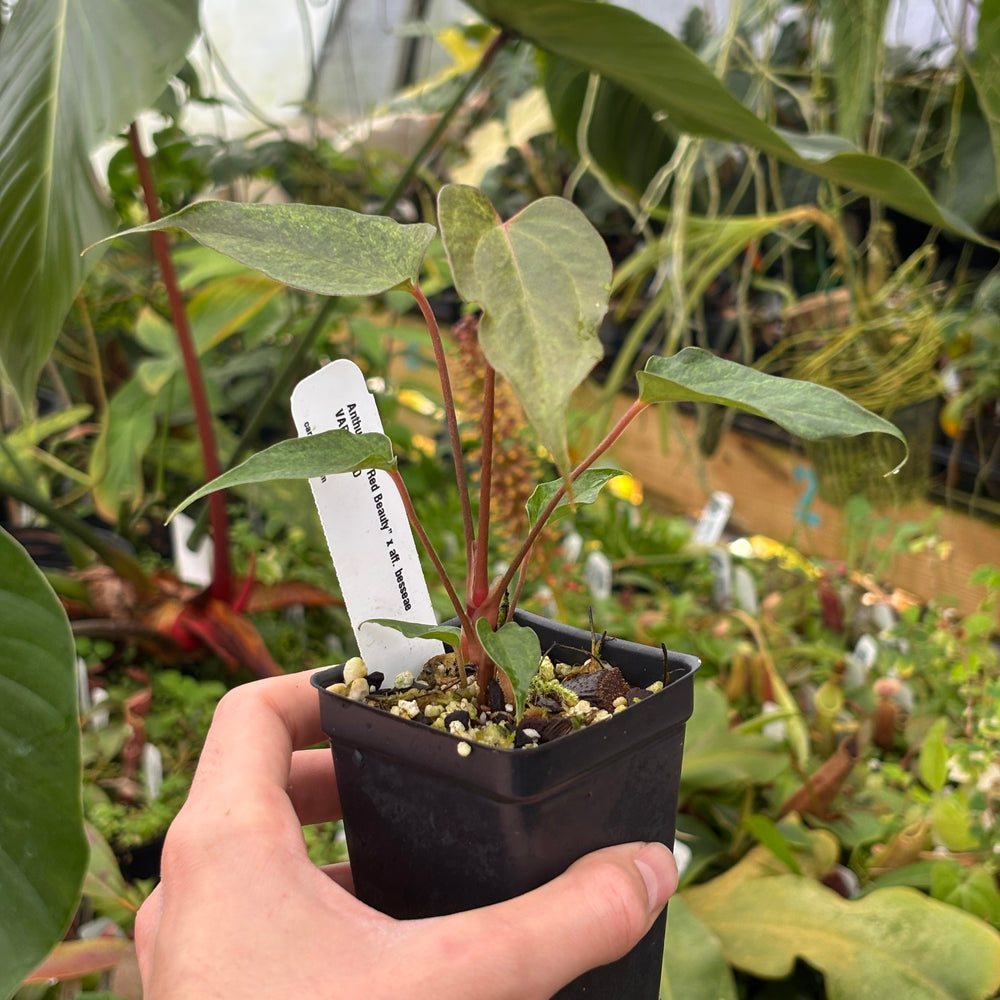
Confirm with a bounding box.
[2,1,1000,998]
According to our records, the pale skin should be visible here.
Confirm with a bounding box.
[135,671,678,1000]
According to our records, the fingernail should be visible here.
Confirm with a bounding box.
[633,842,676,913]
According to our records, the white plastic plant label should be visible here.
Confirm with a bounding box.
[291,360,442,684]
[169,510,214,588]
[692,490,733,546]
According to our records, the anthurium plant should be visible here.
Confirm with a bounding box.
[98,184,907,715]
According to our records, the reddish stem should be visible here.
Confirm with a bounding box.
[491,398,649,606]
[410,285,476,577]
[388,468,472,638]
[128,124,233,603]
[470,365,496,609]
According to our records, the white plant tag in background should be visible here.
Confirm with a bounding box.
[291,360,442,683]
[170,511,213,588]
[692,491,733,547]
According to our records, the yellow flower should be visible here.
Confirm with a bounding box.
[608,474,643,506]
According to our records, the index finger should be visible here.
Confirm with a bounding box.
[187,670,328,808]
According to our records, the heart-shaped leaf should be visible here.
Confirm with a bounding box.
[526,467,624,527]
[0,0,200,412]
[168,429,396,521]
[638,348,909,472]
[0,528,87,997]
[475,618,542,721]
[438,184,611,475]
[363,620,462,648]
[92,201,438,297]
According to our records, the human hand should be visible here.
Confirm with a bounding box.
[135,671,677,1000]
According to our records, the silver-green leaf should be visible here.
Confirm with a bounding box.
[363,620,462,648]
[91,201,438,297]
[167,429,395,521]
[438,184,611,475]
[637,348,908,472]
[526,467,625,527]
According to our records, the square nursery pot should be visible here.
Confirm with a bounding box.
[312,609,699,999]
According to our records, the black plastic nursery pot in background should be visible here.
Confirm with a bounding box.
[313,610,699,1000]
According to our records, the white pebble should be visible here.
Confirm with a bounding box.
[347,678,369,701]
[398,699,421,719]
[343,657,368,684]
[456,741,472,757]
[326,682,348,696]
[394,670,415,689]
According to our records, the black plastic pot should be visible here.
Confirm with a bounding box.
[312,609,699,1000]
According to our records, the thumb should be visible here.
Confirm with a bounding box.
[423,841,677,1000]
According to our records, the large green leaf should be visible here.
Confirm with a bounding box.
[637,348,909,471]
[95,201,438,297]
[543,57,682,206]
[0,527,87,996]
[686,873,1000,1000]
[0,0,200,412]
[660,897,738,1000]
[437,184,611,474]
[681,682,786,794]
[462,0,982,240]
[168,429,396,521]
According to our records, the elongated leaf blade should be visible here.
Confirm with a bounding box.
[0,0,199,412]
[168,430,396,521]
[95,201,438,297]
[464,0,982,240]
[0,528,87,997]
[438,184,611,474]
[364,620,462,648]
[970,0,1000,196]
[526,467,624,527]
[475,618,541,720]
[637,348,908,471]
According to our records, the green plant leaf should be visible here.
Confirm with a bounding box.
[525,467,624,527]
[93,201,438,297]
[0,527,87,997]
[660,896,738,1000]
[167,429,396,521]
[918,718,950,793]
[681,682,786,794]
[638,347,909,472]
[463,0,982,240]
[437,184,611,475]
[686,874,1000,1000]
[969,0,1000,196]
[363,620,462,648]
[932,864,1000,929]
[826,0,891,146]
[0,0,200,412]
[475,618,541,720]
[743,815,804,875]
